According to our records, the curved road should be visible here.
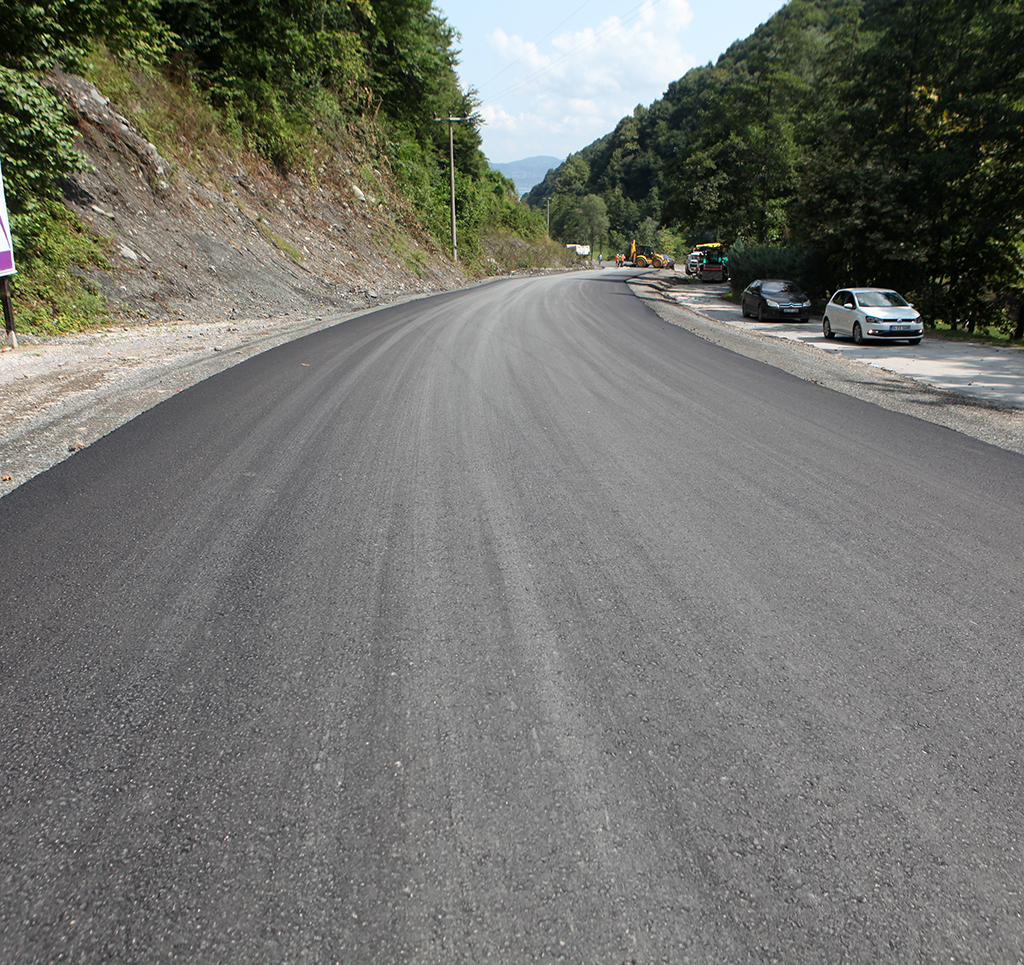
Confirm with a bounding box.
[2,269,1023,963]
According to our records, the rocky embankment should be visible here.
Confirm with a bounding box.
[47,68,466,324]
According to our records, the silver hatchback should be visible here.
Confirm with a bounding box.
[823,288,923,345]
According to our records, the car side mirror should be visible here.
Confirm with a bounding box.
[844,302,854,310]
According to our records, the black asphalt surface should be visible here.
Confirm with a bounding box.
[2,269,1023,963]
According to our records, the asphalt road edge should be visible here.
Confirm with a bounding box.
[627,273,1024,457]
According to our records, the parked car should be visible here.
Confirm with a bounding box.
[685,251,701,276]
[823,288,923,345]
[740,279,812,322]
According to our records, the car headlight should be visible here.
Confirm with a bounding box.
[865,315,882,324]
[800,300,811,307]
[766,299,780,308]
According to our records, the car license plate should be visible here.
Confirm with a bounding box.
[784,308,798,313]
[890,325,911,332]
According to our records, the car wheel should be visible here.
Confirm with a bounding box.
[757,305,764,322]
[823,317,835,340]
[852,322,864,345]
[741,300,749,318]
[908,337,921,345]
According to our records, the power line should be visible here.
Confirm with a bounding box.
[473,0,600,92]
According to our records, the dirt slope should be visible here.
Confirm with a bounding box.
[47,68,466,325]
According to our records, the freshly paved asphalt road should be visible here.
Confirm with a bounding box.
[2,270,1024,963]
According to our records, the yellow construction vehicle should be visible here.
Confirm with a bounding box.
[629,239,674,269]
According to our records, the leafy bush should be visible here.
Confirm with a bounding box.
[7,201,111,333]
[480,235,578,274]
[0,67,87,246]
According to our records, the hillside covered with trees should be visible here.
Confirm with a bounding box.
[1,0,553,330]
[525,0,1024,336]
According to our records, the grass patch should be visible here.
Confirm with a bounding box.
[10,204,113,335]
[256,219,304,263]
[927,321,1024,349]
[384,229,429,278]
[475,235,579,274]
[400,245,429,278]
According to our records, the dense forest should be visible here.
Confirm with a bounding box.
[525,0,1024,335]
[1,0,546,325]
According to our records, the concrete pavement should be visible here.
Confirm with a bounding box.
[666,281,1024,411]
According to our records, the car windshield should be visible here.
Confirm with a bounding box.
[763,282,802,295]
[856,290,908,307]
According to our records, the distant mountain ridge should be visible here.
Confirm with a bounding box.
[489,156,562,197]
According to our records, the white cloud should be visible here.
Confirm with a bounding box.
[479,0,698,159]
[479,104,519,133]
[487,0,695,96]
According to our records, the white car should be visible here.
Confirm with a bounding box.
[823,288,924,345]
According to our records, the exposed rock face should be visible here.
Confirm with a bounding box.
[45,68,466,327]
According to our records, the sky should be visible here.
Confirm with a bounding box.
[433,0,790,164]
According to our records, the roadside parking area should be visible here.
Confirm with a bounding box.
[664,279,1024,410]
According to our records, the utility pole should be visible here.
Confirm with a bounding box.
[435,115,468,262]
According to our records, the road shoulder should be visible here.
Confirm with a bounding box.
[627,273,1024,458]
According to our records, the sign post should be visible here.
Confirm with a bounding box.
[0,155,17,349]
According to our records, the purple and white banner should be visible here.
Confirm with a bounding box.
[0,156,15,277]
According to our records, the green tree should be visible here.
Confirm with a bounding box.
[636,216,658,246]
[576,194,609,253]
[604,187,640,243]
[555,154,589,197]
[548,193,579,242]
[793,0,1024,326]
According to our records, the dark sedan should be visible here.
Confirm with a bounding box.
[740,279,812,322]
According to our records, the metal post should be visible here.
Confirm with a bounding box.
[448,118,458,263]
[1,276,15,349]
[435,114,468,264]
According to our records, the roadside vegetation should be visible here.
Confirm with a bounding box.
[6,0,1022,341]
[526,0,1024,342]
[1,0,552,332]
